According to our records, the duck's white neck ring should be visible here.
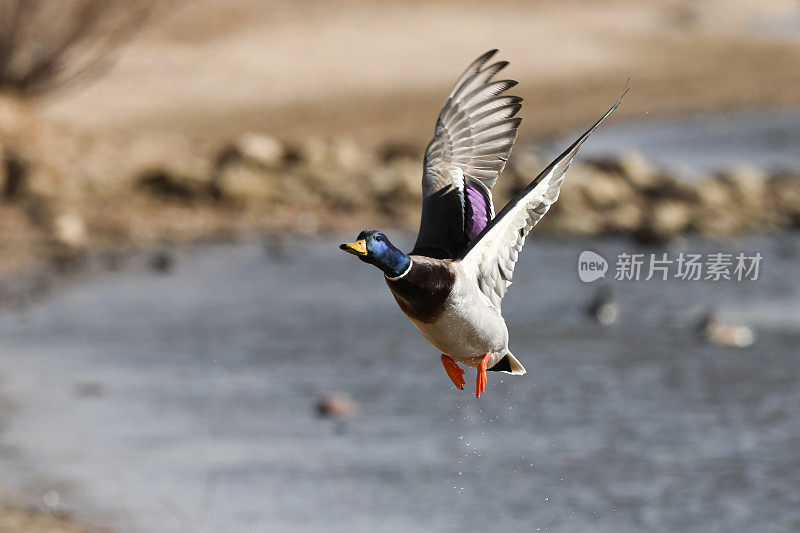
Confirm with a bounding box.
[384,259,412,281]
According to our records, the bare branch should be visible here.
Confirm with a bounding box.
[0,0,153,97]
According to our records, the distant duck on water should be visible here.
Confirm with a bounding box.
[341,50,626,397]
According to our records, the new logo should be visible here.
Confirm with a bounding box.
[578,251,608,283]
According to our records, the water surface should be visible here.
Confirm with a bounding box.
[544,107,800,177]
[0,233,798,532]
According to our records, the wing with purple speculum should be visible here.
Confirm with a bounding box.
[411,50,521,259]
[464,181,492,242]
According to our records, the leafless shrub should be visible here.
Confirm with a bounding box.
[0,0,152,97]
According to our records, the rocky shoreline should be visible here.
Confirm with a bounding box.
[197,134,800,244]
[1,96,799,277]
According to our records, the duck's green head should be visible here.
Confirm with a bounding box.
[340,230,410,278]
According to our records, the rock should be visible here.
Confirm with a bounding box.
[716,165,767,200]
[328,137,368,173]
[216,134,286,173]
[370,159,420,217]
[26,165,65,200]
[652,199,693,231]
[693,172,770,234]
[1,148,69,201]
[294,137,328,169]
[635,199,693,244]
[296,137,371,174]
[693,176,737,234]
[312,173,366,210]
[150,250,175,274]
[713,165,768,229]
[586,151,660,190]
[697,311,755,348]
[545,201,603,236]
[644,174,700,203]
[585,285,618,325]
[602,202,644,233]
[507,151,544,182]
[21,195,54,228]
[696,176,732,209]
[0,92,40,141]
[47,211,89,273]
[213,162,276,204]
[369,159,417,196]
[137,157,214,202]
[378,142,420,163]
[232,134,285,170]
[49,248,87,275]
[52,212,87,249]
[580,172,635,210]
[316,392,359,419]
[767,172,800,227]
[1,148,29,199]
[543,166,606,235]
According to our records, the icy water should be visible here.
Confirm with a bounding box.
[0,233,799,532]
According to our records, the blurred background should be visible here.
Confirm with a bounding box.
[0,0,799,531]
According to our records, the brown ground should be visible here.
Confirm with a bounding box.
[0,507,94,533]
[39,0,800,146]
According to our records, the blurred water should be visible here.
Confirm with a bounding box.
[0,233,799,532]
[545,108,800,177]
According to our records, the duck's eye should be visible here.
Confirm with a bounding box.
[375,236,382,242]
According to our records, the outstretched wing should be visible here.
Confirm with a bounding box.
[411,50,522,259]
[459,91,627,310]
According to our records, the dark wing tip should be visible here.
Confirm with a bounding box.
[491,79,518,92]
[505,87,629,209]
[489,60,510,73]
[581,84,628,141]
[474,49,499,68]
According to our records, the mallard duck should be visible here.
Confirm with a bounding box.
[341,50,625,397]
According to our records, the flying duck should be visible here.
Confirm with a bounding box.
[341,50,625,397]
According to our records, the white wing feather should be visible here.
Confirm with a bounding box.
[424,49,521,193]
[460,92,627,310]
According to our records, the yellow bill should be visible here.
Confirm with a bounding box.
[339,239,368,256]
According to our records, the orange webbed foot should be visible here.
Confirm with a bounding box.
[475,352,492,398]
[441,354,465,390]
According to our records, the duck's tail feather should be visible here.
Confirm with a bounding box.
[487,351,526,375]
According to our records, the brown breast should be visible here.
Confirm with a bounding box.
[385,258,455,324]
